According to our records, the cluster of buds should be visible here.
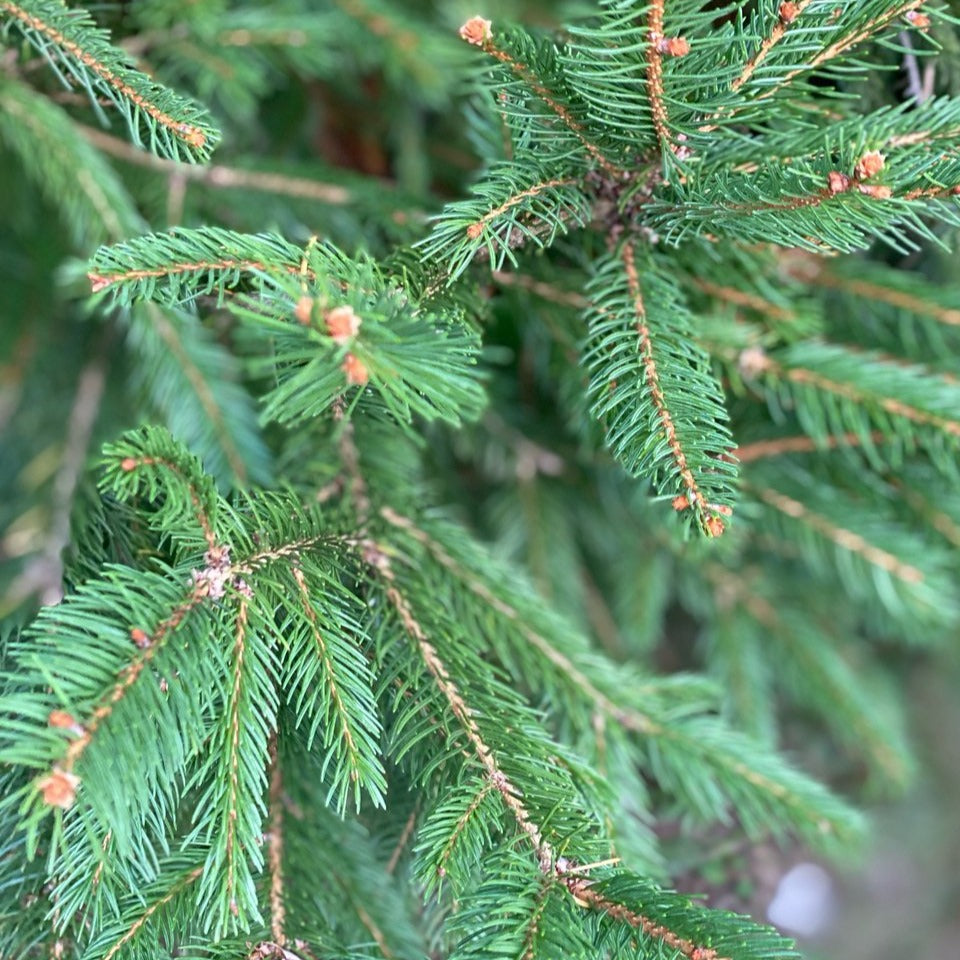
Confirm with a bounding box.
[827,150,891,199]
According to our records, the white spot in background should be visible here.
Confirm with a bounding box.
[767,862,835,937]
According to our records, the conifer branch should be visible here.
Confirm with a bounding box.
[334,0,419,57]
[644,0,673,153]
[363,537,552,862]
[692,278,795,322]
[437,781,494,880]
[804,263,960,327]
[386,805,419,875]
[0,0,217,161]
[732,0,814,92]
[466,177,577,240]
[379,508,861,848]
[100,865,203,960]
[113,451,217,547]
[461,18,619,175]
[621,242,727,537]
[564,878,727,960]
[735,431,885,462]
[753,349,960,438]
[59,580,209,779]
[766,0,928,99]
[290,566,365,788]
[751,484,925,584]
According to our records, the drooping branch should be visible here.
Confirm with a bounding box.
[622,242,727,536]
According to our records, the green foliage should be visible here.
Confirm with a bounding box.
[2,0,960,958]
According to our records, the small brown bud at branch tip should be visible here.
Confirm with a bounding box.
[459,16,492,46]
[779,2,800,22]
[120,457,138,472]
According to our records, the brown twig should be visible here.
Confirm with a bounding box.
[267,735,287,947]
[79,124,353,205]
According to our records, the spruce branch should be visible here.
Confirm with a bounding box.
[378,508,865,852]
[0,0,218,162]
[460,17,621,175]
[584,243,737,536]
[731,0,816,93]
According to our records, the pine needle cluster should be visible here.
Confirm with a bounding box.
[1,1,959,958]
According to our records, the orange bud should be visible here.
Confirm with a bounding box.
[120,457,138,472]
[854,150,885,181]
[459,16,492,46]
[827,171,851,194]
[704,516,726,537]
[325,305,361,343]
[37,768,80,809]
[48,710,77,729]
[779,2,800,22]
[858,183,893,199]
[342,354,369,386]
[658,36,690,56]
[294,296,314,325]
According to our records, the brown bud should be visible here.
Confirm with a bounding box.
[48,710,77,729]
[37,768,80,809]
[854,150,885,180]
[120,457,138,472]
[130,627,151,649]
[658,36,690,56]
[342,354,370,386]
[827,171,851,194]
[466,222,484,240]
[672,494,691,511]
[325,305,361,344]
[905,10,931,28]
[88,273,110,293]
[294,296,314,325]
[704,515,726,537]
[779,2,800,22]
[182,127,207,149]
[738,345,771,377]
[459,16,492,46]
[858,184,893,199]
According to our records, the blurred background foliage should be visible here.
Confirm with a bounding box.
[1,2,958,956]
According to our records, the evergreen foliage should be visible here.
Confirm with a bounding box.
[1,1,959,958]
